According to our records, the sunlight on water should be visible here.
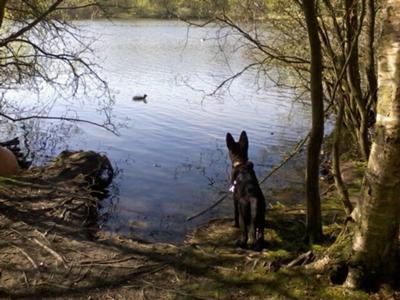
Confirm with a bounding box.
[4,19,311,243]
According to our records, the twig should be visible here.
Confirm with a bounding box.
[48,197,75,211]
[14,245,39,270]
[32,238,68,269]
[208,61,265,96]
[22,271,29,287]
[186,192,230,222]
[35,282,71,290]
[10,228,67,270]
[59,207,68,220]
[0,177,52,189]
[321,184,335,196]
[186,135,309,222]
[79,255,139,266]
[127,263,169,278]
[259,135,309,184]
[34,229,50,244]
[285,250,314,268]
[0,112,117,135]
[44,223,56,237]
[140,287,148,300]
[0,0,64,47]
[73,267,91,284]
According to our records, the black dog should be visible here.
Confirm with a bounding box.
[226,131,266,251]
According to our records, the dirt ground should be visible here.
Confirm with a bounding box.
[0,152,387,299]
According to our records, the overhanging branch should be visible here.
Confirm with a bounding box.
[0,112,118,135]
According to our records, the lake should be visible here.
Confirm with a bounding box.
[2,19,311,243]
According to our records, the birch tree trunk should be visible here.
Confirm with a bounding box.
[345,0,400,288]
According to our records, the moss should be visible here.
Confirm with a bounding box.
[174,157,378,299]
[353,161,367,173]
[181,206,370,299]
[319,286,371,300]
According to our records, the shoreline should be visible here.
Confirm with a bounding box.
[0,149,374,299]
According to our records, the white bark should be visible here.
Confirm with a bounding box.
[345,0,400,288]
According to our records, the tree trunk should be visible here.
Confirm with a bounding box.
[345,0,400,289]
[332,100,353,216]
[0,0,8,28]
[302,0,324,244]
[365,0,378,108]
[345,0,370,160]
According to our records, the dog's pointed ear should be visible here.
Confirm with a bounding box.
[226,132,235,150]
[239,131,248,152]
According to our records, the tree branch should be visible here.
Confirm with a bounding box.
[0,0,63,47]
[0,112,117,135]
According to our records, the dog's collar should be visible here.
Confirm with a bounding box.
[230,160,252,193]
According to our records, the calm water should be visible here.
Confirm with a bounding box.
[3,20,310,243]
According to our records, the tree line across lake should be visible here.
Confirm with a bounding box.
[66,0,278,19]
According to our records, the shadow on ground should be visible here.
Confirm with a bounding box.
[0,154,371,299]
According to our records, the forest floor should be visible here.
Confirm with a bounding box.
[0,152,394,299]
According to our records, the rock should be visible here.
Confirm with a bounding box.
[0,146,19,176]
[0,137,31,169]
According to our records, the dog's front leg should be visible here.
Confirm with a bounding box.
[236,203,248,248]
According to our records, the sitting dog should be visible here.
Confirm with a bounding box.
[226,131,266,250]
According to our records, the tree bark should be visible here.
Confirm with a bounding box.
[365,0,378,109]
[0,0,8,28]
[332,99,353,216]
[302,0,324,243]
[345,0,400,289]
[345,0,370,160]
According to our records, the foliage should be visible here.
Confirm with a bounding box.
[67,0,256,19]
[0,0,114,133]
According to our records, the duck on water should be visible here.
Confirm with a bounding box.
[132,94,147,102]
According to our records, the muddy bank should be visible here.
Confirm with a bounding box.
[0,152,377,299]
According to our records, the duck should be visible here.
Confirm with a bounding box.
[132,94,147,101]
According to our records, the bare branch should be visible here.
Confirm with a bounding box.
[208,61,263,96]
[0,112,117,135]
[0,0,63,47]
